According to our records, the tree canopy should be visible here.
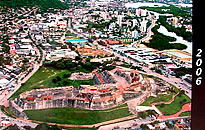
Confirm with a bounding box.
[0,0,68,11]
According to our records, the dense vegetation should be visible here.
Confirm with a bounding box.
[0,0,68,10]
[173,67,192,78]
[143,24,187,51]
[156,92,191,115]
[44,58,102,72]
[158,16,192,42]
[140,5,190,17]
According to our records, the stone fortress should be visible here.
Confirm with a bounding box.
[9,66,163,119]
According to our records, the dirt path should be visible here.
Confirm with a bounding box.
[158,103,191,119]
[151,92,179,106]
[149,92,191,119]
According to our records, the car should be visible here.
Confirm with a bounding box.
[114,126,120,129]
[132,123,138,126]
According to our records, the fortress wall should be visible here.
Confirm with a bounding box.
[9,99,28,120]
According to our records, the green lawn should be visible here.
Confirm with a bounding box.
[156,94,191,115]
[140,91,173,106]
[140,76,179,106]
[179,111,191,117]
[24,104,132,125]
[11,66,94,99]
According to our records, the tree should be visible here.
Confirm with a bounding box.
[63,80,69,85]
[6,124,19,130]
[2,43,10,53]
[61,45,67,49]
[52,78,57,83]
[35,123,50,130]
[56,62,65,69]
[23,126,31,130]
[160,103,165,108]
[63,72,71,78]
[138,112,147,119]
[75,56,81,61]
[140,124,149,129]
[56,76,61,81]
[50,125,61,130]
[82,62,92,71]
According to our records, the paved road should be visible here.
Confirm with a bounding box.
[0,34,44,128]
[97,43,191,99]
[131,18,156,47]
[98,116,190,130]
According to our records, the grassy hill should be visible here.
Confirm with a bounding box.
[0,0,68,10]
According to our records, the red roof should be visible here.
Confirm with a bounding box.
[10,50,16,54]
[26,97,35,101]
[96,73,105,84]
[42,96,52,100]
[100,89,109,92]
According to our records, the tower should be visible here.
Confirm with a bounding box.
[132,19,138,28]
[140,17,147,33]
[91,0,95,9]
[117,15,123,27]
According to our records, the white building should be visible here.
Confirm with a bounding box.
[46,49,78,61]
[136,9,147,17]
[140,18,147,33]
[0,78,10,89]
[117,15,123,27]
[132,19,138,28]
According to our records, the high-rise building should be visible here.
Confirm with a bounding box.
[117,15,123,27]
[90,0,95,9]
[132,19,138,28]
[136,9,141,16]
[141,9,147,16]
[140,18,147,33]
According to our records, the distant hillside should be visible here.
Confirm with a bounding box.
[0,0,68,10]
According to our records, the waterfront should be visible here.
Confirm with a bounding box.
[157,25,192,54]
[125,2,169,8]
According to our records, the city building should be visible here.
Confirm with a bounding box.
[132,31,138,39]
[117,15,123,27]
[140,18,148,33]
[46,49,78,61]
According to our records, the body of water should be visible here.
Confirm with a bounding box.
[157,25,192,54]
[125,2,192,8]
[125,2,169,8]
[66,39,88,42]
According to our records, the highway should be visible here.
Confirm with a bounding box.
[97,43,191,99]
[131,18,157,47]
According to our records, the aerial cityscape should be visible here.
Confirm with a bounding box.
[0,0,192,129]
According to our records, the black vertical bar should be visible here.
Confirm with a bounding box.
[192,0,205,129]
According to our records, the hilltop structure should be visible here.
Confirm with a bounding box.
[9,67,152,118]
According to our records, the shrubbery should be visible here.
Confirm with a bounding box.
[143,24,187,50]
[0,0,68,11]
